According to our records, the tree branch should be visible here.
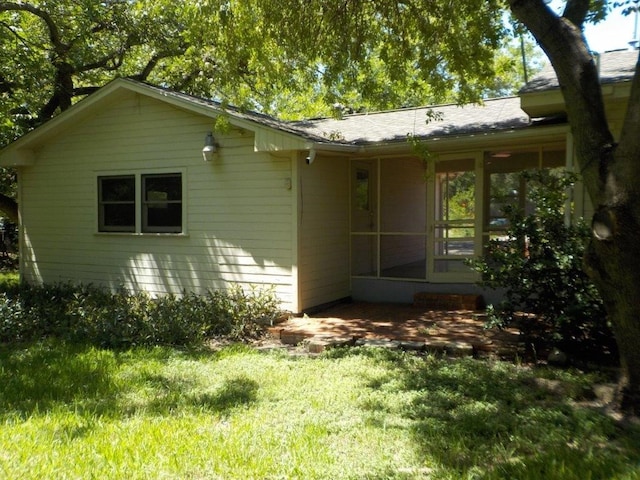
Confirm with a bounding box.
[508,0,612,205]
[563,0,590,27]
[130,56,161,82]
[78,52,125,73]
[72,86,100,97]
[37,94,60,122]
[0,2,69,55]
[129,46,189,82]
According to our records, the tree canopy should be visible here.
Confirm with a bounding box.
[0,0,537,222]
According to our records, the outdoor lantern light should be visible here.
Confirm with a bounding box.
[202,132,217,162]
[305,148,316,165]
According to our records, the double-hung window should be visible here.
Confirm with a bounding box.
[98,172,183,234]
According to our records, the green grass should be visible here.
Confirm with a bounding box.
[0,341,639,479]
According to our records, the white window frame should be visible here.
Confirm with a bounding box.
[96,169,187,235]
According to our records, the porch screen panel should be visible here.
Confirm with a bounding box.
[351,234,378,277]
[483,147,566,244]
[379,158,427,278]
[434,159,476,274]
[380,158,426,232]
[380,234,426,278]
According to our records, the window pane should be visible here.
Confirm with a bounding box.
[146,203,182,228]
[142,173,182,233]
[100,176,135,202]
[101,204,135,231]
[144,174,182,202]
[98,175,135,232]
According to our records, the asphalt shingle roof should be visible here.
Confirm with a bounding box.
[148,82,533,146]
[290,97,531,145]
[519,49,637,93]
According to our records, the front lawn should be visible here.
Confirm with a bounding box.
[1,341,638,479]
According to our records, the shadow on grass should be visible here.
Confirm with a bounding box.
[137,372,259,415]
[0,340,258,420]
[0,340,118,416]
[330,347,640,479]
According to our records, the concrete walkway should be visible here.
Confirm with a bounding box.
[268,302,523,357]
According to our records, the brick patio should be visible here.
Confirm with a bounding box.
[268,301,523,357]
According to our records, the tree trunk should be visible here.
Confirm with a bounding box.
[586,205,640,414]
[510,0,640,415]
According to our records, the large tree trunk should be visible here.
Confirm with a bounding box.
[586,225,640,412]
[510,0,640,415]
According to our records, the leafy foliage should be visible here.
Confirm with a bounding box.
[468,170,615,360]
[0,283,281,347]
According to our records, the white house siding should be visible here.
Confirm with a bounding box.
[297,153,350,310]
[19,92,297,310]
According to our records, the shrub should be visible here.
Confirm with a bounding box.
[0,283,281,348]
[468,169,615,361]
[206,284,281,339]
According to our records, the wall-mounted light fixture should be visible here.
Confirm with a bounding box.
[202,132,218,162]
[305,148,316,165]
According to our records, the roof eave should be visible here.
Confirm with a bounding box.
[344,123,570,156]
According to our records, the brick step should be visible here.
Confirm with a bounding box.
[413,292,484,310]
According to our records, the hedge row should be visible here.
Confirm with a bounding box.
[0,283,282,348]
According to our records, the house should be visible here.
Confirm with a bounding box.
[0,50,635,313]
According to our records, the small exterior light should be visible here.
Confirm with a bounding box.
[202,132,217,162]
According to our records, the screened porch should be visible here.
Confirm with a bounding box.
[349,145,566,284]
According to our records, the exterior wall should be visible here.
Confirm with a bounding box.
[297,153,350,311]
[18,92,297,310]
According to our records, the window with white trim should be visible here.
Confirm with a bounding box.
[98,172,183,233]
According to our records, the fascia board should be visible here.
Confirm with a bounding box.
[349,124,570,157]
